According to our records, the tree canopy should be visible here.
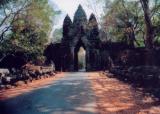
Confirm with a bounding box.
[0,0,59,62]
[102,0,160,48]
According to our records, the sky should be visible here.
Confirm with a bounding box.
[49,0,105,29]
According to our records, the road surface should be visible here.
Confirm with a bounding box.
[0,72,98,114]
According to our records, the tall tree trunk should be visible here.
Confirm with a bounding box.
[140,0,154,49]
[140,0,155,65]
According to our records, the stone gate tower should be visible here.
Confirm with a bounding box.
[45,5,102,71]
[61,5,101,71]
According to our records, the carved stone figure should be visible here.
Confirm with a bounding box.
[45,5,102,71]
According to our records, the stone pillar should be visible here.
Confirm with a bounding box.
[86,49,91,71]
[89,49,100,71]
[96,49,101,70]
[94,49,99,70]
[92,49,97,70]
[69,47,75,71]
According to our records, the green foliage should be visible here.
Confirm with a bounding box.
[102,0,160,47]
[52,28,62,43]
[103,0,143,46]
[0,0,57,63]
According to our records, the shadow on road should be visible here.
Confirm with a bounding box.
[0,72,97,114]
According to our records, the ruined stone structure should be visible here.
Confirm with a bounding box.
[44,5,106,71]
[61,5,100,71]
[44,4,151,71]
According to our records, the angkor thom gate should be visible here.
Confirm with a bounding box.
[44,5,109,71]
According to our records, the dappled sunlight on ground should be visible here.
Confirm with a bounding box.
[88,72,160,114]
[0,72,97,114]
[0,73,64,100]
[1,72,160,114]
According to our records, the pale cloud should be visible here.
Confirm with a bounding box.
[48,0,104,41]
[49,0,104,28]
[52,0,92,19]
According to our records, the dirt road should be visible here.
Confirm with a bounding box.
[0,72,160,114]
[0,72,97,114]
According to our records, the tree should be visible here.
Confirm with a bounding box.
[103,0,143,46]
[140,0,154,49]
[0,0,57,63]
[140,0,160,49]
[0,0,31,42]
[52,28,63,43]
[102,0,160,48]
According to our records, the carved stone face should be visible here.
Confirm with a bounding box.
[48,5,101,71]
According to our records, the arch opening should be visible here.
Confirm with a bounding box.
[78,47,86,71]
[74,39,86,71]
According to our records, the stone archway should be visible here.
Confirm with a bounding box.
[74,39,86,71]
[78,47,86,71]
[45,5,102,72]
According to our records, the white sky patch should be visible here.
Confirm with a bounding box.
[49,0,104,29]
[48,0,105,41]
